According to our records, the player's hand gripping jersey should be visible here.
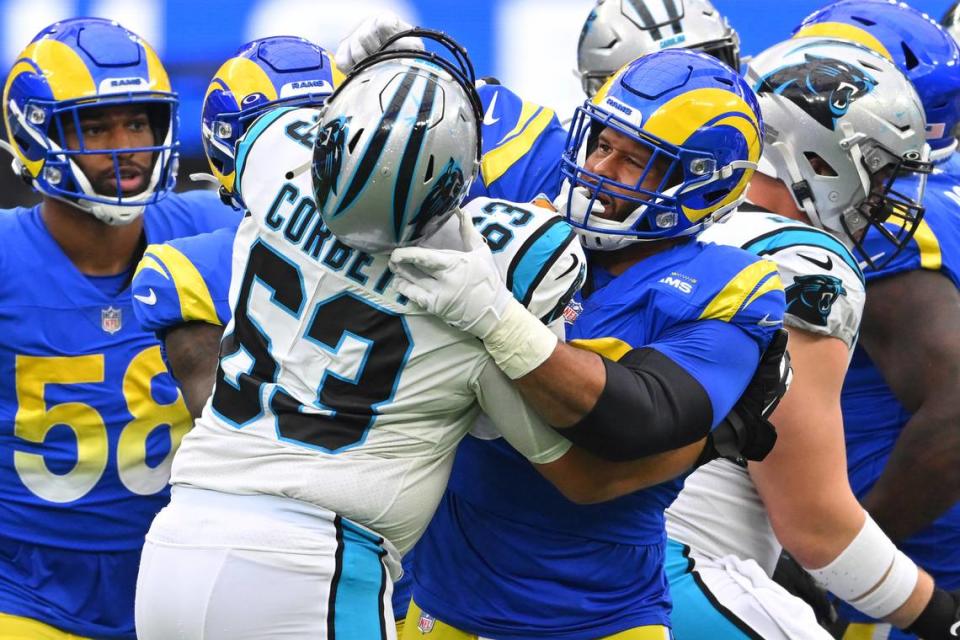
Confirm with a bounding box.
[0,190,238,638]
[167,106,583,561]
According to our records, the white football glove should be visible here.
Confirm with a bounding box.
[390,209,558,379]
[335,12,424,74]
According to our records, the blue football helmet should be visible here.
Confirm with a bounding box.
[2,18,178,225]
[561,49,762,250]
[201,36,342,204]
[795,0,960,159]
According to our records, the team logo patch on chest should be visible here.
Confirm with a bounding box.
[101,306,122,334]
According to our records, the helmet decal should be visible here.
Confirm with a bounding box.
[312,116,349,211]
[755,54,876,131]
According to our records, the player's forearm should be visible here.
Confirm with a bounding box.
[512,341,606,427]
[861,409,960,541]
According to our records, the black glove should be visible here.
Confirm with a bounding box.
[696,329,791,467]
[904,587,960,639]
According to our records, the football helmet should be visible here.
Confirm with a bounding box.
[560,49,762,250]
[577,0,739,97]
[944,1,960,46]
[2,17,178,225]
[312,29,482,254]
[749,38,931,269]
[202,36,342,203]
[795,0,960,160]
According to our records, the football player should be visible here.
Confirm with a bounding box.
[135,35,732,640]
[794,3,960,638]
[132,35,342,418]
[389,49,786,639]
[0,17,238,640]
[667,38,960,640]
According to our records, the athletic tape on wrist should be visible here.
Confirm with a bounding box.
[808,514,918,620]
[482,298,558,379]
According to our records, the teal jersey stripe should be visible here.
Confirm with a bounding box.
[334,519,387,639]
[743,228,864,283]
[234,106,298,197]
[509,220,574,305]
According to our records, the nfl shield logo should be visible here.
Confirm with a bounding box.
[562,300,583,324]
[417,612,435,634]
[101,307,122,334]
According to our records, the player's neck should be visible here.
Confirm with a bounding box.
[745,174,811,225]
[592,236,686,276]
[41,198,145,276]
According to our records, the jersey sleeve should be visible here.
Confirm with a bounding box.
[650,319,762,429]
[467,83,567,203]
[472,359,572,464]
[775,244,865,348]
[464,197,585,323]
[131,227,236,334]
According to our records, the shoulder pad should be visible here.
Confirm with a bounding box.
[465,197,584,323]
[131,228,235,334]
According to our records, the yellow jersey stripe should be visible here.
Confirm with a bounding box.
[743,272,784,310]
[481,106,555,188]
[912,219,943,270]
[841,622,891,640]
[599,624,672,640]
[142,244,219,325]
[133,254,170,280]
[569,337,633,361]
[699,260,781,323]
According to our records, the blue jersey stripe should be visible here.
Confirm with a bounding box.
[742,228,863,283]
[508,218,575,305]
[333,519,388,639]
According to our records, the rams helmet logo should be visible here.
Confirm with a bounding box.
[755,54,876,130]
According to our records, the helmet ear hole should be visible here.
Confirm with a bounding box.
[804,152,839,177]
[424,155,435,183]
[901,42,920,70]
[348,128,363,153]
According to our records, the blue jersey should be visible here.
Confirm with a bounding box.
[132,225,237,334]
[0,190,238,638]
[412,240,784,638]
[841,152,960,607]
[467,83,566,203]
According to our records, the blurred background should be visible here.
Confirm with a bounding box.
[0,0,953,207]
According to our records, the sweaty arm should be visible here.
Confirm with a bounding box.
[749,328,934,629]
[858,269,960,541]
[165,322,225,418]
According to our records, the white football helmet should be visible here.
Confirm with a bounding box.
[313,30,481,254]
[577,0,739,97]
[747,38,932,265]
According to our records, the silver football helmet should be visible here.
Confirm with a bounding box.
[312,30,482,254]
[747,38,932,266]
[577,0,739,97]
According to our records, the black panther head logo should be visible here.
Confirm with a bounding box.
[407,158,465,244]
[755,54,877,131]
[312,116,349,211]
[785,274,847,327]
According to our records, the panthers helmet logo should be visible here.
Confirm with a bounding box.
[755,54,876,130]
[312,117,349,211]
[407,158,465,243]
[785,274,847,327]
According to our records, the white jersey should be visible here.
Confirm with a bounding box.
[171,106,581,557]
[666,206,865,575]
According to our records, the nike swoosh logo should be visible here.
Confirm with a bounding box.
[556,253,580,279]
[134,289,157,306]
[483,91,500,126]
[797,252,833,271]
[758,314,782,327]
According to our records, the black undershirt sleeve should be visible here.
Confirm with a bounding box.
[558,347,714,462]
